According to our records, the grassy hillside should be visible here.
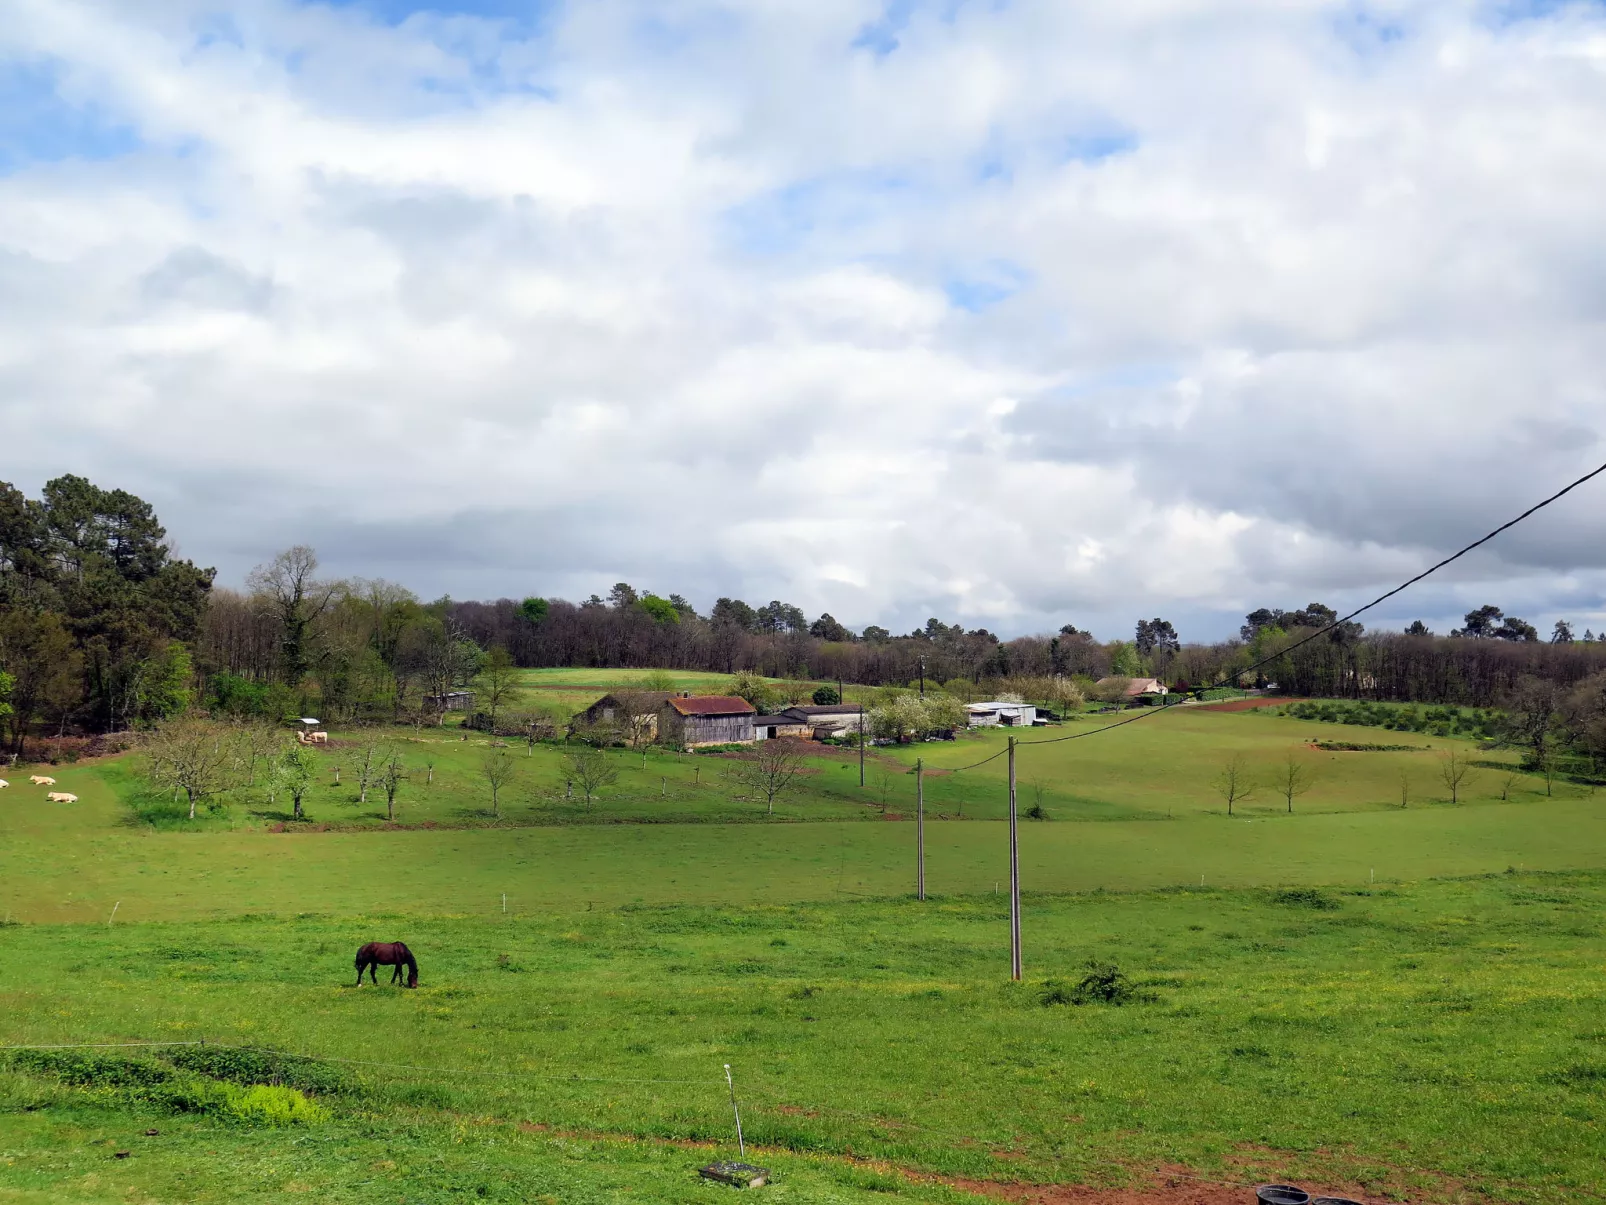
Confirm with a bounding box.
[3,704,1603,1202]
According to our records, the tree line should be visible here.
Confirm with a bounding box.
[6,477,1606,752]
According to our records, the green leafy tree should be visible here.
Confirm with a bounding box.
[812,685,841,706]
[518,597,549,625]
[1109,642,1143,676]
[272,742,317,820]
[474,645,521,730]
[639,595,680,624]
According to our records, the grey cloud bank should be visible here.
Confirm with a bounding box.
[1,0,1604,642]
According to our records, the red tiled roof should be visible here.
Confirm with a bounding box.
[667,695,757,716]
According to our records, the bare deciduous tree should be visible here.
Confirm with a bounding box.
[379,748,407,822]
[246,546,339,687]
[1211,754,1256,816]
[351,735,383,806]
[1274,752,1317,814]
[564,745,618,806]
[613,690,662,751]
[1397,767,1412,809]
[1439,748,1474,804]
[733,740,807,816]
[142,715,242,821]
[480,744,518,817]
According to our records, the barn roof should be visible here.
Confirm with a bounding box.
[585,691,674,712]
[667,695,757,716]
[784,704,863,716]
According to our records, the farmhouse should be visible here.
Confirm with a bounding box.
[1097,676,1169,701]
[659,695,757,747]
[577,692,675,738]
[965,701,1037,727]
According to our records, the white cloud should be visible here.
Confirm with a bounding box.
[1,0,1604,641]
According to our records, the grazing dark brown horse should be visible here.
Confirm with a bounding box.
[354,941,418,988]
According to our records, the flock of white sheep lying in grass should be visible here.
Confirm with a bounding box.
[0,775,76,803]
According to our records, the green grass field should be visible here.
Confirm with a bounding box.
[2,704,1603,1203]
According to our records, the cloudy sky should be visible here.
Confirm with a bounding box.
[2,0,1605,641]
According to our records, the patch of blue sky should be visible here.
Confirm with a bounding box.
[851,0,992,58]
[1483,0,1604,27]
[1331,4,1408,54]
[944,260,1030,313]
[630,8,742,55]
[308,0,560,31]
[721,171,924,257]
[0,62,140,175]
[1060,130,1136,165]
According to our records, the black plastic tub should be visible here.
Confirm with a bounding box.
[1257,1187,1311,1205]
[1311,1198,1363,1205]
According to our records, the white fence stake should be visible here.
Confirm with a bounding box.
[724,1063,745,1158]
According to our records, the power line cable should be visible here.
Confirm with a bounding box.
[945,457,1606,760]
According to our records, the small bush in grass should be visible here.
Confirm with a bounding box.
[222,1083,330,1125]
[1271,887,1340,910]
[1041,960,1149,1006]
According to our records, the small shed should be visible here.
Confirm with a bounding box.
[423,691,475,712]
[753,714,813,741]
[659,695,757,747]
[966,701,1037,727]
[778,704,864,739]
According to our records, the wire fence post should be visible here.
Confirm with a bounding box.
[916,757,925,901]
[1008,736,1021,981]
[724,1063,745,1158]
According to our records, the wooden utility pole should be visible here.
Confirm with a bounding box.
[916,757,925,900]
[1008,736,1021,981]
[858,706,865,787]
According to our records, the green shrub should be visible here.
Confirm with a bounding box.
[9,1050,173,1089]
[221,1083,330,1125]
[1041,960,1148,1006]
[1271,887,1340,910]
[167,1045,347,1096]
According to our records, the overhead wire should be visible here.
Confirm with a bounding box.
[940,457,1606,764]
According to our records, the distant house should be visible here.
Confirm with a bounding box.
[1097,677,1169,701]
[753,713,813,741]
[778,703,864,740]
[423,690,475,712]
[659,695,757,747]
[577,692,675,739]
[966,701,1037,727]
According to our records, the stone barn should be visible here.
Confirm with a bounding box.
[659,695,756,747]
